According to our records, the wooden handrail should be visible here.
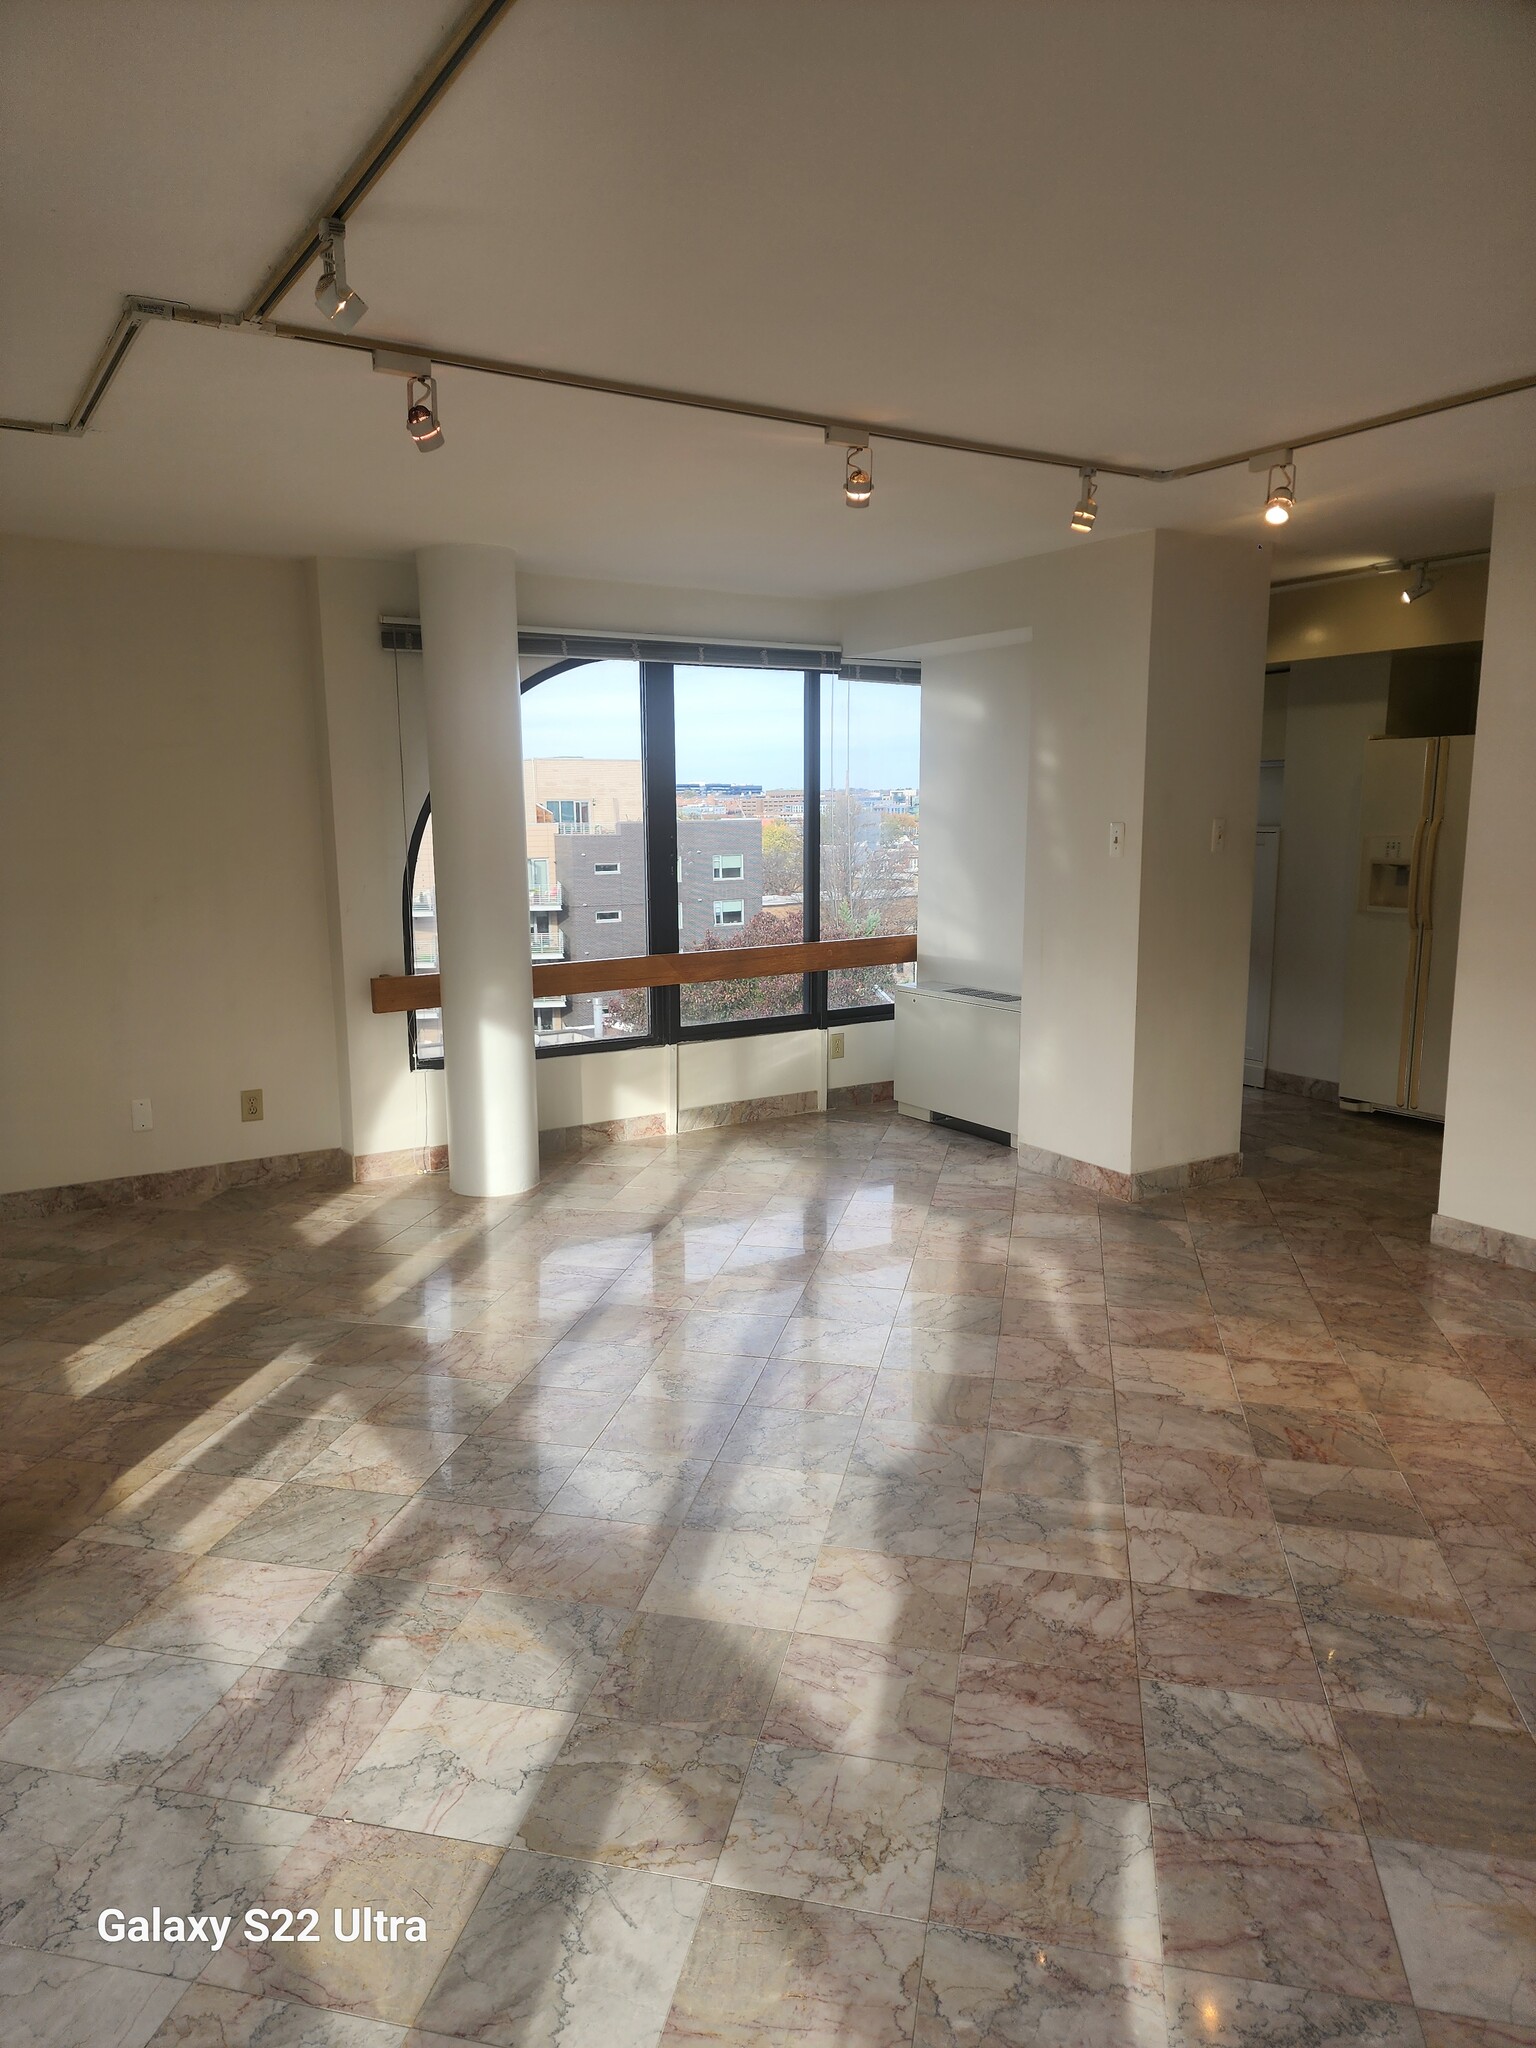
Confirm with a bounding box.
[370,933,917,1014]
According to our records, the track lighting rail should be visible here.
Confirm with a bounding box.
[1271,548,1488,593]
[0,0,520,437]
[244,0,520,325]
[7,291,1532,488]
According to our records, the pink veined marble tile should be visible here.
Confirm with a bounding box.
[763,1633,957,1767]
[1127,1507,1291,1599]
[948,1659,1147,1796]
[1152,1820,1412,2001]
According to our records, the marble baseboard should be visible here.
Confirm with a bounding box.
[678,1091,820,1133]
[540,1114,669,1158]
[1017,1142,1243,1203]
[352,1143,449,1183]
[827,1081,895,1110]
[0,1147,350,1219]
[1263,1068,1341,1105]
[1431,1211,1536,1273]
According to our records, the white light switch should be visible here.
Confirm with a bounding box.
[131,1098,152,1132]
[1210,817,1227,853]
[1109,821,1125,857]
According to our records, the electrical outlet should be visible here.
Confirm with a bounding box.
[829,1032,846,1059]
[1109,820,1125,857]
[240,1089,264,1123]
[1210,817,1227,853]
[131,1098,152,1132]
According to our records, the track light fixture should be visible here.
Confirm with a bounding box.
[1262,454,1297,525]
[405,374,444,451]
[1070,467,1098,533]
[1401,561,1436,604]
[314,219,367,333]
[824,427,873,509]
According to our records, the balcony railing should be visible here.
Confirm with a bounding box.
[529,933,567,960]
[528,884,564,911]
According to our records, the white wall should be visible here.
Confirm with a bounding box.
[518,574,838,649]
[533,1021,897,1135]
[536,1045,673,1131]
[835,1018,894,1089]
[1438,486,1536,1245]
[679,1031,823,1112]
[1265,654,1390,1085]
[842,531,1267,1178]
[911,648,1031,995]
[1132,531,1269,1170]
[0,535,342,1192]
[843,536,1157,1171]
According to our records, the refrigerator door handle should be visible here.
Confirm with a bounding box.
[1407,928,1434,1110]
[1405,818,1428,933]
[1419,817,1444,930]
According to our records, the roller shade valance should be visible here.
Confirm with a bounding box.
[379,618,917,684]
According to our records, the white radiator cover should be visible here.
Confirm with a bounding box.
[894,985,1021,1140]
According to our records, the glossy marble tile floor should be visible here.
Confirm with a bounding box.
[2,1091,1534,2046]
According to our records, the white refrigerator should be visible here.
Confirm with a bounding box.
[1339,734,1474,1119]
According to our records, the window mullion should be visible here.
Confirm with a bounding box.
[642,661,680,1045]
[805,668,823,1025]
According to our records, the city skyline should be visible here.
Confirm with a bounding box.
[521,660,921,788]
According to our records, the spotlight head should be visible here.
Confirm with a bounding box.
[1070,467,1098,534]
[314,218,367,332]
[406,375,444,452]
[1262,459,1296,526]
[1401,562,1435,604]
[315,275,367,331]
[844,445,872,508]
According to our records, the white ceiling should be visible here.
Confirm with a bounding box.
[4,0,1535,595]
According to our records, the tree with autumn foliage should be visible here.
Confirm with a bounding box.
[678,906,805,1025]
[761,819,803,897]
[818,792,918,1006]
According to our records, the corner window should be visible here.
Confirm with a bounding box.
[404,657,919,1067]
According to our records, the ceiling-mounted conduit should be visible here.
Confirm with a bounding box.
[0,0,521,438]
[240,0,522,324]
[1272,548,1490,593]
[8,287,1534,487]
[3,0,1533,489]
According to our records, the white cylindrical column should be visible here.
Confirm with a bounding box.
[417,544,540,1196]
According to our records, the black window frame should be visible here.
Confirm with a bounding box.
[402,792,440,1071]
[403,657,913,1069]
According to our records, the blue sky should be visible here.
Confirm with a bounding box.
[521,660,920,789]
